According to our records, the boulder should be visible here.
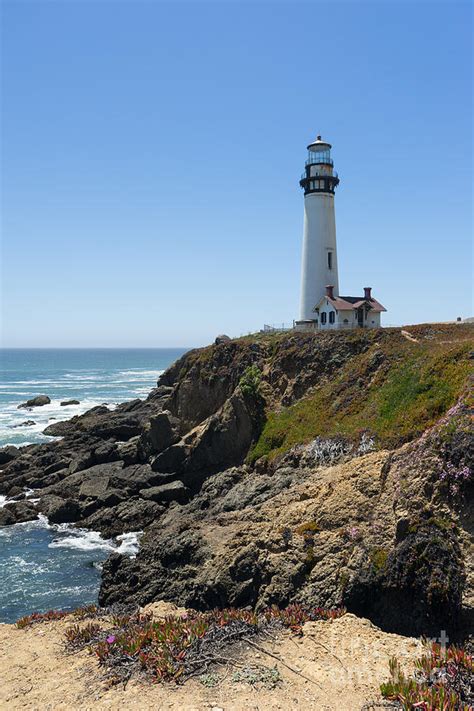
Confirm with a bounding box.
[60,399,80,406]
[0,445,20,465]
[97,488,126,508]
[151,443,188,473]
[79,476,111,499]
[11,420,35,428]
[116,436,142,465]
[8,486,24,498]
[215,334,231,345]
[93,440,120,464]
[81,499,164,538]
[147,385,174,402]
[42,461,124,501]
[43,420,75,436]
[18,395,51,409]
[0,501,38,526]
[110,463,157,493]
[141,411,180,458]
[38,495,81,524]
[139,480,189,504]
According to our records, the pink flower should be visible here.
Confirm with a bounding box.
[106,635,116,644]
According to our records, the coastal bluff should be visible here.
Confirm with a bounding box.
[0,324,472,638]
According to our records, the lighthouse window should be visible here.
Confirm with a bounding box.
[327,252,333,269]
[329,311,335,324]
[321,312,327,325]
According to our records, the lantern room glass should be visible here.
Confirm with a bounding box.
[306,148,333,166]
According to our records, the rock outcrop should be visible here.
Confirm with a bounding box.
[18,395,51,409]
[0,324,472,636]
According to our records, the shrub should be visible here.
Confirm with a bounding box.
[239,365,262,399]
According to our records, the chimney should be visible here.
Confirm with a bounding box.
[364,287,372,301]
[326,285,335,299]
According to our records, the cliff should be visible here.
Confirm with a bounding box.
[0,323,472,637]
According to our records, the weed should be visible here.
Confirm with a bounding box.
[232,665,282,689]
[199,673,220,687]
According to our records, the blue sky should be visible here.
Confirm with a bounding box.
[1,0,472,347]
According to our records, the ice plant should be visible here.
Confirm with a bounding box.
[78,604,346,684]
[381,642,473,710]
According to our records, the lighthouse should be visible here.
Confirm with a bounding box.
[298,136,340,322]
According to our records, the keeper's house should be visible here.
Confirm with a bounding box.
[314,285,386,330]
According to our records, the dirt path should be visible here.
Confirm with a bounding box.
[0,612,423,710]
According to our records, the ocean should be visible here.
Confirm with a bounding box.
[0,348,187,622]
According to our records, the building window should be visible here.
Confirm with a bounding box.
[327,252,333,269]
[321,312,327,325]
[329,311,335,324]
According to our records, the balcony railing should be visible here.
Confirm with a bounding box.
[301,171,338,181]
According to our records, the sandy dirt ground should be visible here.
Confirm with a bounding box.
[0,608,423,711]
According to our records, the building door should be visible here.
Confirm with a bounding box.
[357,307,364,327]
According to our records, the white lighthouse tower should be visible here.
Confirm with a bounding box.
[298,135,340,323]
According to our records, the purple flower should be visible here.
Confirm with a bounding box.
[106,635,116,644]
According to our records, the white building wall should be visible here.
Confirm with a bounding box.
[316,303,381,330]
[367,311,381,328]
[299,193,339,320]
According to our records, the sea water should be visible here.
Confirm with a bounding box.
[0,348,186,622]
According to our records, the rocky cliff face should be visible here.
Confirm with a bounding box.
[0,324,472,636]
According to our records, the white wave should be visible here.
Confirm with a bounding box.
[49,529,115,553]
[48,524,141,557]
[118,369,163,376]
[115,531,143,557]
[0,495,9,509]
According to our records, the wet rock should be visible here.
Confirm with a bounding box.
[11,420,36,428]
[38,495,81,524]
[82,499,164,538]
[60,399,80,406]
[18,395,51,409]
[8,486,24,498]
[0,500,38,526]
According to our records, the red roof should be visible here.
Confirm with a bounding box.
[315,296,387,313]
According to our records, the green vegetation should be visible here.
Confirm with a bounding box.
[381,643,473,710]
[369,547,389,573]
[59,604,345,685]
[295,521,320,537]
[249,340,471,462]
[239,365,262,399]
